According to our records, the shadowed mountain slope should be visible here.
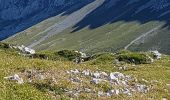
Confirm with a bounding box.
[2,0,170,54]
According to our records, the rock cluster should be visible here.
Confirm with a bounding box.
[74,51,91,63]
[151,50,162,59]
[66,69,150,97]
[22,69,45,82]
[4,69,45,84]
[18,45,35,54]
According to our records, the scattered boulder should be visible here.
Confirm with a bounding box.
[74,51,91,63]
[98,91,104,97]
[122,88,132,96]
[151,50,162,59]
[74,57,84,64]
[162,98,167,100]
[82,70,90,76]
[109,72,124,81]
[136,84,149,93]
[91,78,102,84]
[18,45,35,54]
[4,74,24,84]
[70,69,80,74]
[79,51,87,58]
[66,69,151,97]
[107,89,120,95]
[118,66,127,71]
[70,77,82,83]
[100,72,108,77]
[93,72,101,78]
[84,88,91,93]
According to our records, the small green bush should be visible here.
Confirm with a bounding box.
[0,42,10,49]
[117,51,152,64]
[90,53,115,64]
[33,83,65,95]
[56,50,81,61]
[32,51,66,61]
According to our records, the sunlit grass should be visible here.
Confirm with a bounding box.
[0,49,169,100]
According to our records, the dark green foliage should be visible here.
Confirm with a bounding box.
[0,42,20,55]
[32,53,49,59]
[90,53,115,64]
[32,52,63,61]
[33,83,65,95]
[56,50,81,61]
[0,42,10,49]
[117,50,152,64]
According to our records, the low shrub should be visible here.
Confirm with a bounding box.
[56,50,81,61]
[90,53,115,64]
[0,42,10,49]
[117,50,152,64]
[33,83,65,95]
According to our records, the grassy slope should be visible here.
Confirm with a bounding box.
[129,26,170,54]
[4,15,66,46]
[4,14,168,54]
[0,49,170,100]
[36,21,163,53]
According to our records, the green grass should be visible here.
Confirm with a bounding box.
[0,47,170,100]
[4,17,169,54]
[116,50,153,64]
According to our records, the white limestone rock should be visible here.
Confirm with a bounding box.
[18,45,35,54]
[4,74,24,84]
[84,88,91,93]
[136,84,149,93]
[151,50,162,59]
[70,69,80,74]
[93,72,101,78]
[109,72,125,80]
[70,77,82,83]
[122,88,132,96]
[82,70,90,76]
[91,78,101,84]
[100,72,108,77]
[98,91,104,97]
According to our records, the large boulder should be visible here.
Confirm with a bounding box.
[18,45,35,54]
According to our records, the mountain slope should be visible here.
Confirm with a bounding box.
[0,46,170,100]
[2,0,170,54]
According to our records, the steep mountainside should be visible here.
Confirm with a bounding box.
[0,0,94,39]
[2,0,170,54]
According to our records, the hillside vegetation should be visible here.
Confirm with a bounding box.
[0,43,170,100]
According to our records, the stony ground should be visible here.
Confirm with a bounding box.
[0,49,170,100]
